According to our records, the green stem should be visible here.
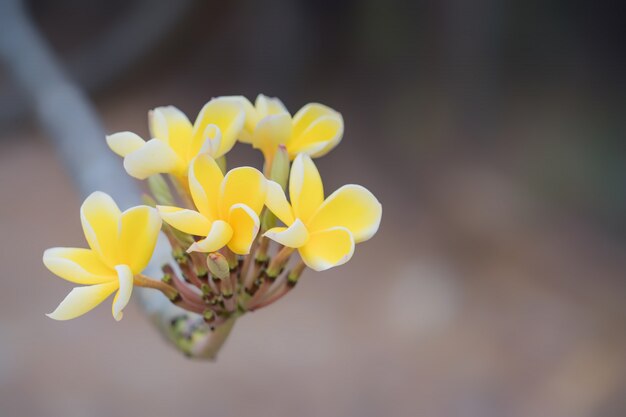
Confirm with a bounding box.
[170,174,195,209]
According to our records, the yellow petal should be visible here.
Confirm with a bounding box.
[123,138,185,179]
[187,220,233,253]
[149,106,193,160]
[264,218,309,248]
[288,140,327,158]
[255,94,288,119]
[106,131,145,157]
[191,97,245,158]
[289,103,343,158]
[289,154,323,222]
[196,124,222,158]
[118,206,162,273]
[219,167,267,218]
[252,113,292,161]
[157,206,212,236]
[43,247,116,285]
[46,280,118,321]
[313,117,344,157]
[307,184,382,243]
[291,103,340,137]
[265,180,294,225]
[218,95,256,143]
[298,227,355,272]
[112,265,133,321]
[227,204,260,254]
[80,192,121,268]
[288,115,343,158]
[188,154,223,220]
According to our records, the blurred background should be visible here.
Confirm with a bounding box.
[1,1,625,416]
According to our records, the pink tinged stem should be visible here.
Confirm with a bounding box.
[239,237,259,283]
[265,246,295,277]
[178,255,204,288]
[166,265,206,310]
[134,273,178,300]
[248,261,305,311]
[248,280,292,311]
[244,273,273,309]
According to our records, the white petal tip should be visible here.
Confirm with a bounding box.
[45,312,66,321]
[186,243,200,253]
[262,230,281,242]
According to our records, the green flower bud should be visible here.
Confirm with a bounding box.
[206,252,230,280]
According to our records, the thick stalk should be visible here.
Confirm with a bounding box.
[192,316,237,361]
[0,1,214,359]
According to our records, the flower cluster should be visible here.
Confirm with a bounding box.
[44,94,381,356]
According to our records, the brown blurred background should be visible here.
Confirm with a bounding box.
[1,1,625,416]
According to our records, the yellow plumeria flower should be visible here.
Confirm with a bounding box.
[264,154,382,271]
[43,192,161,321]
[157,155,267,254]
[236,94,344,165]
[106,97,246,179]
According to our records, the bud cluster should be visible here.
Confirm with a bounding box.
[43,94,381,360]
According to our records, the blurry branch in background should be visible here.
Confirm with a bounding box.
[0,0,206,357]
[0,0,136,203]
[0,0,195,128]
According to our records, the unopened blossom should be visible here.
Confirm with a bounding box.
[236,94,344,166]
[43,192,161,320]
[264,154,382,271]
[106,97,246,179]
[157,155,267,254]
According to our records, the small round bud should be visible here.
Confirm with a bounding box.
[207,252,230,280]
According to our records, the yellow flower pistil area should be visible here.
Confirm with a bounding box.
[157,155,267,255]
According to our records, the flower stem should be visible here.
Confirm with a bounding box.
[266,246,294,277]
[255,236,270,263]
[239,236,259,282]
[178,255,204,288]
[170,174,195,209]
[134,273,178,300]
[247,261,306,311]
[166,268,206,309]
[249,282,291,310]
